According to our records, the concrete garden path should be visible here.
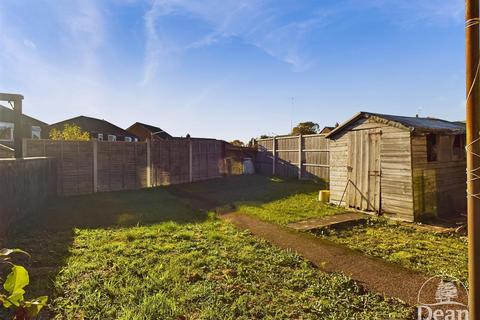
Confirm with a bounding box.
[221,212,467,306]
[287,211,368,231]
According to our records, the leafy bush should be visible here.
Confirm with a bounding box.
[49,123,90,141]
[0,248,48,319]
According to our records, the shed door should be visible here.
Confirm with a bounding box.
[347,129,381,212]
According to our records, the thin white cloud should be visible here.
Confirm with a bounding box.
[141,0,463,83]
[141,0,331,83]
[59,0,106,72]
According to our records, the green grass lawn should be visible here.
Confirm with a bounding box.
[170,175,343,225]
[168,175,322,205]
[237,192,343,225]
[5,176,413,319]
[49,219,411,319]
[314,218,468,282]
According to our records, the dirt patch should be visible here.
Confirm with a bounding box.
[221,212,467,306]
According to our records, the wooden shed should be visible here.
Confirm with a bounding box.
[326,112,466,222]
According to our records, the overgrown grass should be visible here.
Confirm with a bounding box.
[171,175,343,225]
[7,177,413,319]
[32,187,204,230]
[314,218,468,282]
[237,192,344,225]
[169,175,323,206]
[50,218,412,319]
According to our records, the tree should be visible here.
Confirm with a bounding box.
[230,140,245,147]
[291,121,320,135]
[49,124,90,141]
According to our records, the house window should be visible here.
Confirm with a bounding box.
[108,135,116,142]
[125,137,132,142]
[0,122,14,141]
[31,126,41,139]
[453,135,466,160]
[427,134,438,162]
[97,134,104,141]
[134,138,138,142]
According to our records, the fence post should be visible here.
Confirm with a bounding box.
[146,139,152,187]
[298,135,302,180]
[189,139,193,182]
[22,138,27,158]
[272,136,276,176]
[92,140,98,193]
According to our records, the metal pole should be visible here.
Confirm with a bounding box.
[466,0,480,318]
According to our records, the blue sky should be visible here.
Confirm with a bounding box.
[0,0,465,142]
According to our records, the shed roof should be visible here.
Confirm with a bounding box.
[319,126,335,134]
[326,112,465,138]
[128,122,172,139]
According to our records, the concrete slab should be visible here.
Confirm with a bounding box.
[287,212,369,231]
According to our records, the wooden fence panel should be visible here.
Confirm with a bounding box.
[256,139,274,175]
[0,157,57,244]
[192,139,223,181]
[25,140,94,195]
[151,139,190,186]
[303,135,329,180]
[255,134,330,181]
[24,138,227,196]
[97,142,148,192]
[276,136,300,178]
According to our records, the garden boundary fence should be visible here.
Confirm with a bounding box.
[255,134,329,181]
[23,138,226,196]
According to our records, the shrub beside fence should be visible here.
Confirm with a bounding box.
[0,157,56,243]
[255,134,330,181]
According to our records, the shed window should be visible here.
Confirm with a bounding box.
[0,122,14,141]
[125,137,132,142]
[108,135,116,142]
[97,134,103,141]
[453,135,466,160]
[427,134,438,162]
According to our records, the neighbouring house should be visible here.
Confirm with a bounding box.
[47,116,138,142]
[319,126,335,134]
[326,111,466,222]
[0,104,47,150]
[126,122,172,141]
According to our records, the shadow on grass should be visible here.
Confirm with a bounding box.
[5,186,208,313]
[167,174,326,211]
[4,174,324,315]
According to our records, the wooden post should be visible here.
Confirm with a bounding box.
[22,138,27,158]
[298,135,302,180]
[146,139,152,187]
[466,0,480,318]
[189,138,193,182]
[13,97,23,158]
[92,140,98,193]
[272,136,276,176]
